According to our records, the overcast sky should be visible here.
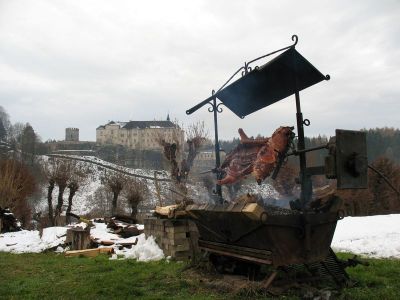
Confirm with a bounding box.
[0,0,399,141]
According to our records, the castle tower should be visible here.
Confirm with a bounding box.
[65,128,79,142]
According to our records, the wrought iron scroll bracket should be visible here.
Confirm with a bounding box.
[207,90,225,113]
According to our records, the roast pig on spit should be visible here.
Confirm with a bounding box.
[217,126,295,185]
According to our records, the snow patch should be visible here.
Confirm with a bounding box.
[0,227,67,253]
[115,234,165,261]
[332,214,400,258]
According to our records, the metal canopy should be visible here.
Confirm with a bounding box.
[216,48,328,118]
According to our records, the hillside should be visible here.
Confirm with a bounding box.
[34,155,279,217]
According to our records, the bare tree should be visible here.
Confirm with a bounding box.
[20,123,37,165]
[47,178,55,225]
[123,178,149,220]
[8,122,25,144]
[157,121,207,203]
[0,159,36,226]
[65,163,90,224]
[0,106,11,140]
[368,156,400,213]
[42,158,76,225]
[53,160,75,222]
[87,186,113,217]
[43,158,61,225]
[102,170,127,216]
[0,120,6,142]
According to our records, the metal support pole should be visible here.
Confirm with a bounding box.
[295,90,312,210]
[212,96,223,203]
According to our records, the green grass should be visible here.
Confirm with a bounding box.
[0,252,399,299]
[0,252,219,300]
[338,253,400,299]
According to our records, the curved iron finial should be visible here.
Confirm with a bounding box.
[291,34,298,47]
[216,102,224,113]
[241,62,252,76]
[207,90,224,113]
[325,74,331,80]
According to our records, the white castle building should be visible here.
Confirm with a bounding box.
[96,116,184,151]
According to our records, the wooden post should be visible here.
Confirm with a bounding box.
[67,228,91,250]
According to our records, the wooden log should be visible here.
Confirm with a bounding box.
[112,214,137,224]
[155,205,178,216]
[98,238,139,247]
[117,239,138,246]
[155,205,187,218]
[65,247,114,258]
[99,240,115,246]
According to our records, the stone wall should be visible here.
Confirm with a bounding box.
[144,218,200,261]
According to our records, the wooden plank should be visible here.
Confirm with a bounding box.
[65,247,114,257]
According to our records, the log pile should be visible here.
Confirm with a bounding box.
[106,218,142,238]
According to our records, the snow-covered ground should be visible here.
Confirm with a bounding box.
[0,227,67,253]
[1,214,400,260]
[332,214,400,258]
[0,222,164,261]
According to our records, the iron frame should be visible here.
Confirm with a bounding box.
[186,35,330,207]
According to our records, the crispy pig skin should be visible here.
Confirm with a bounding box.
[217,126,293,185]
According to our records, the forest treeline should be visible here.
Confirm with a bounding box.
[219,127,400,165]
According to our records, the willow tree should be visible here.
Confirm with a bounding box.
[102,170,127,216]
[43,158,76,225]
[123,178,148,220]
[65,163,90,224]
[157,121,207,203]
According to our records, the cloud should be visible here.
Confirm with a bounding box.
[0,0,399,141]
